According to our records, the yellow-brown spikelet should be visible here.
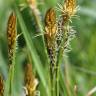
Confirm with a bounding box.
[7,12,17,65]
[64,0,77,16]
[0,74,4,96]
[45,8,57,38]
[24,64,38,96]
[44,8,57,78]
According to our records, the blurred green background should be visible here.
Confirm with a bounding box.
[0,0,96,96]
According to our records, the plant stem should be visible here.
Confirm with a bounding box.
[55,45,63,96]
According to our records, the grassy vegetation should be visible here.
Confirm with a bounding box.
[0,0,96,96]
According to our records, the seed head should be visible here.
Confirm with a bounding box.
[24,64,38,96]
[7,12,16,65]
[64,0,77,16]
[45,8,57,38]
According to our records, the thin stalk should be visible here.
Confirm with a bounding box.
[8,65,14,96]
[55,40,64,96]
[50,76,55,96]
[30,2,48,61]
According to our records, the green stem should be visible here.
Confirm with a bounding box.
[50,64,56,96]
[55,45,63,96]
[8,64,15,96]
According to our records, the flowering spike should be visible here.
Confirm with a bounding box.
[24,64,38,96]
[7,12,17,65]
[44,8,57,71]
[64,0,77,16]
[45,8,57,38]
[44,8,57,92]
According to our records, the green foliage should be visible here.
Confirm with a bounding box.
[0,0,96,96]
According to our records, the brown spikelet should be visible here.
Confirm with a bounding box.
[44,8,57,55]
[7,12,17,65]
[0,74,4,96]
[64,0,76,16]
[45,8,57,38]
[24,64,38,96]
[44,8,57,76]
